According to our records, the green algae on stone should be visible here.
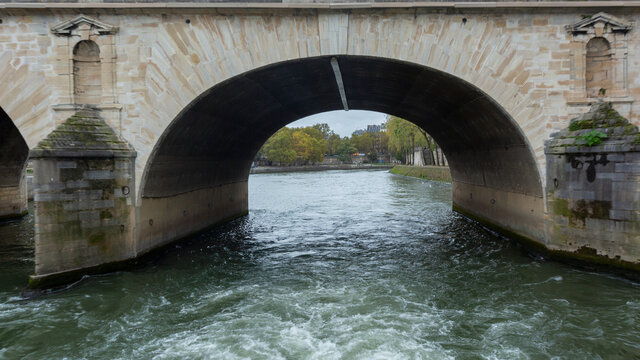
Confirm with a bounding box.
[31,107,134,155]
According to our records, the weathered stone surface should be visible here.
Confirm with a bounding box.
[1,5,640,285]
[2,6,639,195]
[30,110,137,281]
[545,103,640,270]
[31,107,133,157]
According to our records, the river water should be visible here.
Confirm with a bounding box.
[1,170,639,359]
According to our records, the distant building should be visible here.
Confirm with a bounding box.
[366,124,385,133]
[352,123,386,136]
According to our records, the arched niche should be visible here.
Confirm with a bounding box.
[585,37,613,98]
[566,12,632,103]
[73,40,102,105]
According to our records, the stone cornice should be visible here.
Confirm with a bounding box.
[51,15,118,36]
[566,11,633,34]
[2,1,640,10]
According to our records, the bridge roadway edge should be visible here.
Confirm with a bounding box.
[2,1,640,10]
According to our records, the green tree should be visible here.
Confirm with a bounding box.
[300,126,325,142]
[386,116,427,164]
[263,127,297,165]
[290,127,325,163]
[312,123,332,139]
[292,131,313,162]
[351,132,375,154]
[336,138,356,162]
[327,133,342,155]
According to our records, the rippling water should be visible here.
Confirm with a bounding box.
[1,170,639,359]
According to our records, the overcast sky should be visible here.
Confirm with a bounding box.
[287,110,388,137]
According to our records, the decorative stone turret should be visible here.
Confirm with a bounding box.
[29,108,136,289]
[545,102,640,276]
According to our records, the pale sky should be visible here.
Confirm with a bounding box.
[287,110,388,138]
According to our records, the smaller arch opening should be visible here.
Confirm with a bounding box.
[73,40,101,105]
[585,37,612,98]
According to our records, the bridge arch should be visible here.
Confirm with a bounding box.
[137,55,544,255]
[0,107,29,219]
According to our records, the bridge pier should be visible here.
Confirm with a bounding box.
[137,184,248,256]
[544,103,640,276]
[28,109,137,289]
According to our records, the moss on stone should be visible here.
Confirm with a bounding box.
[550,198,570,217]
[100,210,113,219]
[32,108,134,154]
[88,232,105,244]
[552,198,611,228]
[557,103,638,147]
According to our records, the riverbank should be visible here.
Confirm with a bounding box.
[250,164,393,174]
[390,165,451,183]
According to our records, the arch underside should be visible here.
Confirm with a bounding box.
[140,56,544,253]
[0,107,29,218]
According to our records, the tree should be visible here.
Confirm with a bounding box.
[292,131,313,163]
[385,116,446,166]
[336,139,356,162]
[327,133,342,155]
[312,123,332,140]
[300,126,325,142]
[308,136,325,163]
[263,127,297,165]
[289,129,326,164]
[351,132,374,154]
[386,116,426,164]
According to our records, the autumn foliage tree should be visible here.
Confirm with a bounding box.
[261,126,326,165]
[257,117,442,166]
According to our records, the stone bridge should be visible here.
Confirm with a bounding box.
[1,1,640,288]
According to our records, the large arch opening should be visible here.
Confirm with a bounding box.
[0,107,29,219]
[138,56,543,254]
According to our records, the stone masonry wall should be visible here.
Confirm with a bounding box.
[32,156,136,276]
[545,103,640,270]
[0,182,27,219]
[3,6,640,197]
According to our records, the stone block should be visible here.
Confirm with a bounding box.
[84,170,115,180]
[610,209,631,221]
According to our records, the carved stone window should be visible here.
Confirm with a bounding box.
[73,40,101,105]
[566,12,632,104]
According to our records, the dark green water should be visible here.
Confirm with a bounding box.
[1,170,639,359]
